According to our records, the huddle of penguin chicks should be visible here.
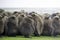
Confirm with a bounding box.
[0,9,60,38]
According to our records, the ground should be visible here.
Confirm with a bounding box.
[0,36,60,40]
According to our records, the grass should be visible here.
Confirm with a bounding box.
[0,36,60,40]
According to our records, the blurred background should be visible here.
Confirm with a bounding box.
[0,0,60,14]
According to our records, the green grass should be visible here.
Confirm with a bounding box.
[0,36,60,40]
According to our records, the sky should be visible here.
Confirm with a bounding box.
[0,0,60,14]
